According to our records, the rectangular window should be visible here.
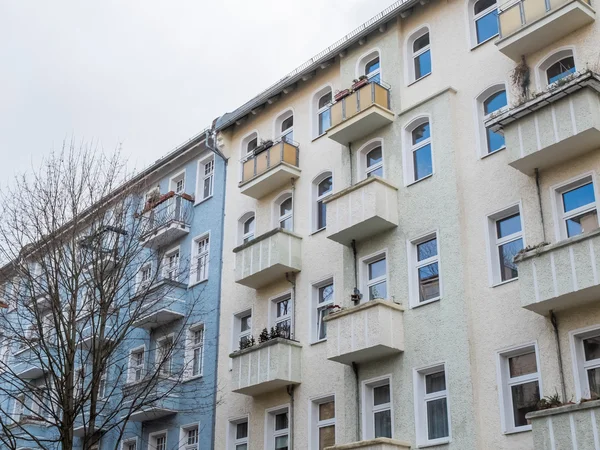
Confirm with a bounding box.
[230,418,249,450]
[555,176,598,239]
[122,439,137,450]
[151,433,167,450]
[410,233,440,306]
[406,121,433,184]
[498,345,541,432]
[364,254,387,301]
[571,327,600,399]
[98,369,107,399]
[363,377,392,439]
[129,348,145,383]
[414,365,450,445]
[171,171,185,194]
[200,157,215,201]
[184,426,199,450]
[273,295,292,339]
[12,394,24,422]
[156,336,173,377]
[313,280,334,342]
[138,264,152,291]
[193,235,210,283]
[234,311,252,350]
[488,205,524,285]
[312,397,335,450]
[164,249,180,281]
[270,409,289,450]
[186,325,204,378]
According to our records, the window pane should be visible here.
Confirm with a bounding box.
[511,381,540,427]
[486,127,505,153]
[427,398,449,440]
[588,368,600,396]
[366,57,380,76]
[563,182,595,213]
[319,92,332,109]
[319,109,331,135]
[369,258,386,280]
[425,371,446,394]
[275,412,288,430]
[317,201,327,229]
[413,33,430,52]
[319,284,334,304]
[374,410,392,438]
[509,351,537,377]
[374,384,390,406]
[476,10,499,43]
[547,56,576,84]
[280,198,293,216]
[280,217,293,230]
[236,445,248,450]
[412,123,431,145]
[484,90,507,115]
[419,263,440,302]
[417,238,437,261]
[369,281,387,300]
[276,299,290,318]
[241,315,251,332]
[413,144,433,180]
[319,401,335,420]
[567,211,598,237]
[475,0,496,13]
[367,166,384,178]
[367,147,382,168]
[318,308,329,340]
[236,422,248,439]
[499,238,523,282]
[414,49,432,79]
[243,217,255,234]
[275,435,289,450]
[584,336,600,361]
[282,116,293,132]
[319,425,335,450]
[247,137,258,153]
[496,213,521,238]
[318,177,333,196]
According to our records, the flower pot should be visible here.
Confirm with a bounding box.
[352,78,369,90]
[334,89,350,102]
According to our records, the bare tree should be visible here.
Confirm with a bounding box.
[0,142,215,450]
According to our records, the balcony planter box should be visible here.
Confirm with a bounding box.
[352,77,369,90]
[334,89,350,102]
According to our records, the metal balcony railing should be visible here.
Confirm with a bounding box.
[329,80,391,128]
[240,139,300,185]
[138,193,194,238]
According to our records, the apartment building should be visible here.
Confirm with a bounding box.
[0,133,225,450]
[212,0,600,449]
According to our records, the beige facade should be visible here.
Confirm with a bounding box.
[213,0,600,449]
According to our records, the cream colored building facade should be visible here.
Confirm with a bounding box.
[212,0,600,449]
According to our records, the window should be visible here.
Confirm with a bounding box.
[231,419,249,450]
[313,280,334,342]
[555,177,598,239]
[151,432,168,450]
[364,254,387,301]
[409,28,431,83]
[366,146,383,178]
[276,111,294,143]
[408,120,433,182]
[234,311,252,350]
[183,426,199,450]
[98,369,107,399]
[311,397,335,450]
[473,0,498,45]
[571,327,600,399]
[163,248,180,281]
[274,194,293,231]
[409,233,440,306]
[12,394,24,422]
[192,235,210,283]
[488,205,524,285]
[267,407,289,450]
[128,348,145,383]
[138,264,152,291]
[365,56,381,83]
[241,214,255,244]
[363,377,392,439]
[314,173,333,231]
[186,325,204,377]
[156,336,173,377]
[171,171,185,194]
[498,345,541,432]
[357,140,384,181]
[197,156,214,201]
[122,439,137,450]
[317,91,332,135]
[272,295,292,339]
[538,49,576,88]
[242,132,259,160]
[482,89,507,154]
[415,365,450,445]
[0,335,11,367]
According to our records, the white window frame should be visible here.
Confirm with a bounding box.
[313,172,333,232]
[149,430,168,450]
[128,345,146,383]
[241,130,259,161]
[137,262,153,291]
[361,375,393,440]
[179,422,200,450]
[185,323,205,379]
[406,26,432,84]
[551,173,598,241]
[273,192,293,231]
[270,292,293,339]
[170,169,186,194]
[228,416,249,450]
[98,368,107,399]
[163,246,180,282]
[356,49,382,83]
[486,203,524,287]
[121,437,138,450]
[156,334,174,378]
[190,232,210,286]
[475,84,508,158]
[413,363,451,446]
[496,342,542,434]
[196,155,215,203]
[233,310,252,352]
[310,395,336,450]
[403,116,434,185]
[240,213,256,244]
[265,405,290,450]
[357,139,384,182]
[12,394,24,422]
[274,109,294,143]
[470,0,499,47]
[535,47,577,89]
[311,277,334,343]
[407,231,442,308]
[312,85,333,138]
[361,250,388,303]
[570,325,600,400]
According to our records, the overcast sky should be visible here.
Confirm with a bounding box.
[0,0,394,184]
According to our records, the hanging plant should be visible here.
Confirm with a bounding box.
[511,56,530,103]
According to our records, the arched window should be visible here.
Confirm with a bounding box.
[313,172,333,231]
[313,87,333,138]
[478,87,507,155]
[241,132,258,158]
[473,0,498,45]
[357,50,382,84]
[240,213,255,244]
[366,146,383,178]
[357,139,384,181]
[408,27,432,83]
[538,49,576,87]
[278,197,293,230]
[404,118,433,184]
[275,111,294,143]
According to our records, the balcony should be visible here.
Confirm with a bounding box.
[324,177,399,246]
[324,300,404,365]
[137,192,194,249]
[485,72,600,175]
[239,139,300,199]
[496,0,595,60]
[526,400,600,450]
[230,338,302,396]
[131,279,187,330]
[325,438,411,450]
[327,81,394,145]
[13,359,45,380]
[514,228,600,315]
[73,402,108,437]
[123,380,180,422]
[233,229,302,289]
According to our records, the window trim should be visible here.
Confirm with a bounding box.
[413,362,451,446]
[162,245,181,282]
[535,46,577,90]
[310,394,336,450]
[264,404,291,450]
[406,25,432,85]
[403,116,434,186]
[232,309,252,353]
[273,191,293,231]
[311,84,334,139]
[169,169,186,194]
[360,249,389,303]
[469,0,499,48]
[228,416,249,450]
[356,48,382,83]
[312,171,333,232]
[179,422,200,450]
[486,202,525,287]
[475,84,508,158]
[239,212,256,245]
[190,231,210,287]
[127,345,146,384]
[407,230,442,308]
[149,429,169,450]
[551,173,598,241]
[357,138,384,182]
[196,154,215,204]
[361,374,393,440]
[185,322,205,379]
[269,291,294,339]
[121,437,139,450]
[156,333,175,378]
[274,108,295,143]
[311,276,334,343]
[496,342,542,434]
[570,324,600,400]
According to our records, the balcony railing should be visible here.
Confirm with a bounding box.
[137,193,194,248]
[497,0,594,59]
[122,378,180,422]
[327,80,394,144]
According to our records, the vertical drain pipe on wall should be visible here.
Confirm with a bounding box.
[287,385,295,449]
[551,311,568,402]
[535,168,547,242]
[286,273,297,449]
[352,362,360,441]
[348,143,353,186]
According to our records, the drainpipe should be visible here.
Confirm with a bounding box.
[550,311,568,402]
[351,240,362,304]
[285,272,297,339]
[348,143,353,186]
[352,362,360,441]
[287,385,295,449]
[290,177,296,232]
[206,130,228,450]
[535,168,547,242]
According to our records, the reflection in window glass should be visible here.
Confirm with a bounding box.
[562,182,597,237]
[413,33,431,80]
[366,146,383,178]
[484,90,507,153]
[474,0,498,44]
[547,56,576,84]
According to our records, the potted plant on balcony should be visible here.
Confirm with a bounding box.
[253,139,274,156]
[334,89,351,102]
[352,75,369,90]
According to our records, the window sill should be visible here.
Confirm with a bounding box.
[310,338,327,346]
[194,195,213,207]
[470,34,498,51]
[503,426,532,435]
[310,227,327,236]
[480,146,505,160]
[410,296,441,309]
[188,278,208,289]
[312,133,328,142]
[491,277,518,288]
[407,72,432,87]
[406,173,433,187]
[182,375,203,384]
[417,438,450,448]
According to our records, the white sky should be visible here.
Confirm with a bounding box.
[0,0,394,184]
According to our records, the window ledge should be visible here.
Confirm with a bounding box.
[407,72,432,87]
[470,34,498,51]
[310,227,327,236]
[182,375,203,384]
[188,278,208,289]
[503,426,532,435]
[410,296,441,309]
[310,338,327,346]
[480,146,506,160]
[491,277,518,288]
[417,438,450,448]
[194,195,213,207]
[406,173,433,187]
[312,133,328,142]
